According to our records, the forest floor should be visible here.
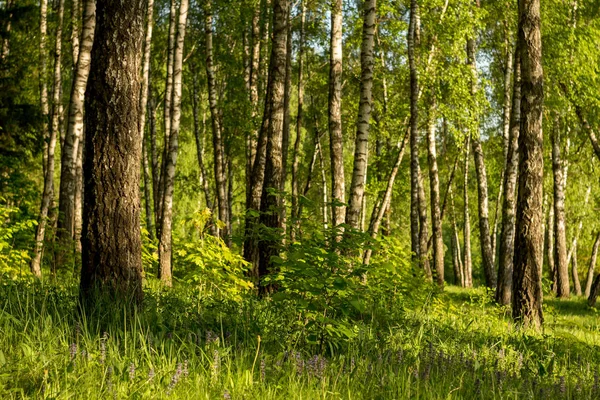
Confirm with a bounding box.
[0,280,599,399]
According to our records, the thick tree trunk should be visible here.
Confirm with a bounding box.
[258,0,288,291]
[205,0,229,243]
[552,115,570,298]
[585,231,600,298]
[496,51,520,305]
[156,0,178,236]
[31,0,65,276]
[589,274,600,307]
[158,0,189,286]
[290,0,306,242]
[347,0,376,230]
[426,104,444,286]
[79,0,145,304]
[57,0,95,261]
[328,0,345,229]
[512,0,544,328]
[463,134,473,288]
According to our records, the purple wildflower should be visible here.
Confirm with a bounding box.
[167,363,183,394]
[260,358,266,381]
[223,390,231,400]
[129,363,136,381]
[69,343,77,360]
[148,368,155,381]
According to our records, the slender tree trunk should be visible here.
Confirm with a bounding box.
[417,163,432,280]
[290,0,306,242]
[492,37,514,265]
[70,0,80,65]
[258,0,271,100]
[247,1,261,221]
[79,0,145,305]
[142,134,154,239]
[585,231,600,298]
[296,127,319,225]
[552,115,570,298]
[318,132,329,230]
[149,93,159,217]
[280,5,292,239]
[408,0,421,268]
[205,0,229,243]
[574,108,600,163]
[258,0,288,291]
[450,186,464,286]
[158,0,189,286]
[571,242,582,296]
[426,103,444,286]
[73,134,83,253]
[191,66,215,215]
[156,0,178,236]
[31,0,65,276]
[347,0,376,230]
[57,0,95,261]
[463,133,473,287]
[496,51,520,305]
[466,25,495,289]
[363,131,408,265]
[39,0,50,180]
[589,274,600,307]
[512,0,544,328]
[139,0,155,238]
[0,0,13,62]
[329,0,345,230]
[546,200,556,291]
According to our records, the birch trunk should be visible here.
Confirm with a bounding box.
[552,115,570,298]
[258,0,288,291]
[347,0,376,230]
[329,0,345,229]
[280,6,292,239]
[31,0,65,276]
[512,0,544,328]
[158,0,189,286]
[156,0,178,235]
[57,0,95,259]
[39,0,50,180]
[426,103,444,286]
[205,0,229,244]
[463,134,472,287]
[290,0,306,241]
[408,0,420,267]
[496,51,520,305]
[585,231,600,297]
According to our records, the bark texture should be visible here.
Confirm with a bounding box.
[512,0,544,328]
[427,104,444,286]
[496,52,520,305]
[585,231,600,297]
[57,0,95,258]
[79,0,145,304]
[552,115,570,298]
[347,0,376,230]
[158,0,189,285]
[328,0,345,229]
[258,0,288,290]
[31,0,65,276]
[205,0,230,243]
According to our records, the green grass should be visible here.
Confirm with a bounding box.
[1,280,599,399]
